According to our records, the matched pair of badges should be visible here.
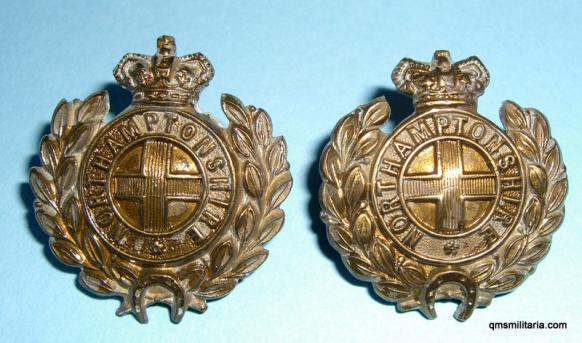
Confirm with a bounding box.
[30,36,567,322]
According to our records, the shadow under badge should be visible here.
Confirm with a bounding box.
[319,51,567,321]
[28,35,292,323]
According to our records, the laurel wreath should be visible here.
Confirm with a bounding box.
[473,101,567,293]
[319,98,567,307]
[193,94,292,299]
[30,92,292,321]
[320,98,429,301]
[30,91,121,294]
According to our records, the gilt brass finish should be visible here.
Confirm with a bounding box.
[30,36,292,322]
[320,51,567,320]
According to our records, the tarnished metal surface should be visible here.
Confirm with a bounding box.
[29,36,292,323]
[320,51,567,320]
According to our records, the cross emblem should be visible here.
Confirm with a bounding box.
[402,140,496,234]
[111,140,203,233]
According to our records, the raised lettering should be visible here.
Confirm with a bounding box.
[379,159,402,176]
[144,112,159,131]
[119,118,141,141]
[498,154,515,170]
[407,119,435,144]
[394,141,413,160]
[380,197,401,214]
[200,210,221,228]
[478,225,499,247]
[500,176,521,190]
[484,133,505,156]
[209,197,230,208]
[401,227,424,249]
[96,210,114,227]
[180,123,197,141]
[451,114,468,135]
[91,154,112,171]
[87,193,108,208]
[470,122,485,140]
[390,215,410,234]
[192,136,216,157]
[376,180,396,195]
[207,157,225,172]
[106,137,124,154]
[501,194,521,204]
[209,177,231,191]
[164,112,178,133]
[435,115,450,134]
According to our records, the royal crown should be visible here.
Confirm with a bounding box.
[392,51,489,108]
[114,35,214,106]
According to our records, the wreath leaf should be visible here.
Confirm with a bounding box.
[77,91,109,123]
[358,97,390,128]
[80,269,114,294]
[232,127,253,157]
[30,167,57,205]
[244,162,264,197]
[354,213,374,249]
[501,100,528,130]
[221,93,251,126]
[345,166,366,209]
[235,205,255,244]
[232,250,268,278]
[50,239,85,266]
[40,135,61,175]
[539,209,564,237]
[34,203,64,237]
[522,197,542,235]
[374,281,409,300]
[211,241,234,274]
[518,238,551,266]
[258,209,284,244]
[528,165,547,196]
[254,109,272,148]
[199,279,236,298]
[371,240,396,276]
[346,255,376,279]
[327,225,353,252]
[267,172,293,209]
[547,178,567,213]
[266,138,288,175]
[51,99,74,138]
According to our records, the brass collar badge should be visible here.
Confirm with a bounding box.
[30,36,292,323]
[320,51,567,320]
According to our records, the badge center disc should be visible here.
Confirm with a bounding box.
[372,111,525,264]
[81,109,236,262]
